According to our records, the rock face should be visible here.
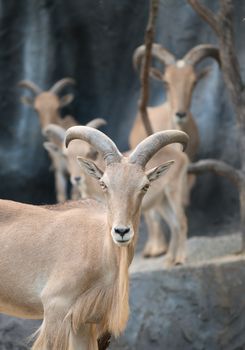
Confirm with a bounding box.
[0,234,244,350]
[0,317,40,350]
[110,234,245,350]
[112,258,245,350]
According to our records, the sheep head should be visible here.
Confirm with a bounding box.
[133,43,220,125]
[43,118,107,191]
[65,126,188,247]
[18,78,75,129]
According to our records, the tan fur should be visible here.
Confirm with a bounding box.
[128,60,203,262]
[44,120,105,203]
[69,247,130,338]
[46,126,189,266]
[129,108,191,262]
[129,64,199,159]
[19,79,77,130]
[63,139,100,199]
[45,126,188,266]
[0,197,134,349]
[73,145,188,265]
[0,127,184,348]
[20,79,78,203]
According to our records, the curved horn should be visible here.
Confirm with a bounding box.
[86,118,107,129]
[18,80,42,95]
[129,130,189,167]
[65,126,122,165]
[183,44,220,66]
[50,78,76,94]
[42,124,66,146]
[133,43,175,71]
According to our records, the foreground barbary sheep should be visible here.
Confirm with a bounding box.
[0,126,188,349]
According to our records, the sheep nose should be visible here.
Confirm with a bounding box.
[114,226,130,238]
[176,112,187,119]
[74,176,81,183]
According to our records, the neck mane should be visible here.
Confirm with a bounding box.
[67,203,140,339]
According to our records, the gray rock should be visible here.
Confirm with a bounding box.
[111,238,245,350]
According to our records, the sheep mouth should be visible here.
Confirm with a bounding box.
[113,238,131,246]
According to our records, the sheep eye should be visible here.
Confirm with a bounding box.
[142,184,150,192]
[100,181,107,191]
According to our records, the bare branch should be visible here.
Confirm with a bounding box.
[188,0,219,35]
[138,0,159,136]
[188,0,244,119]
[189,0,245,252]
[217,0,244,112]
[188,159,242,187]
[239,184,245,253]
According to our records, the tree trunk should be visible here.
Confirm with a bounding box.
[138,0,159,136]
[239,179,245,252]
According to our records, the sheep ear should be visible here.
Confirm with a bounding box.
[20,96,34,106]
[149,67,163,81]
[196,66,212,81]
[146,160,175,182]
[59,94,74,107]
[86,147,99,160]
[77,157,103,180]
[43,142,60,155]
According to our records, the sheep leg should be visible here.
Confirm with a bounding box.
[157,201,178,268]
[32,314,68,350]
[32,293,72,350]
[182,173,196,206]
[157,192,187,267]
[71,184,82,200]
[174,207,187,265]
[31,319,50,350]
[55,170,68,203]
[69,324,98,350]
[143,209,168,257]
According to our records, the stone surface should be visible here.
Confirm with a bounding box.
[112,233,245,350]
[111,254,245,350]
[0,233,244,350]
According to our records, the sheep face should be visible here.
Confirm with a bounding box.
[77,158,173,247]
[163,64,197,125]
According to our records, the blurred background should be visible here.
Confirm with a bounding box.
[0,0,244,236]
